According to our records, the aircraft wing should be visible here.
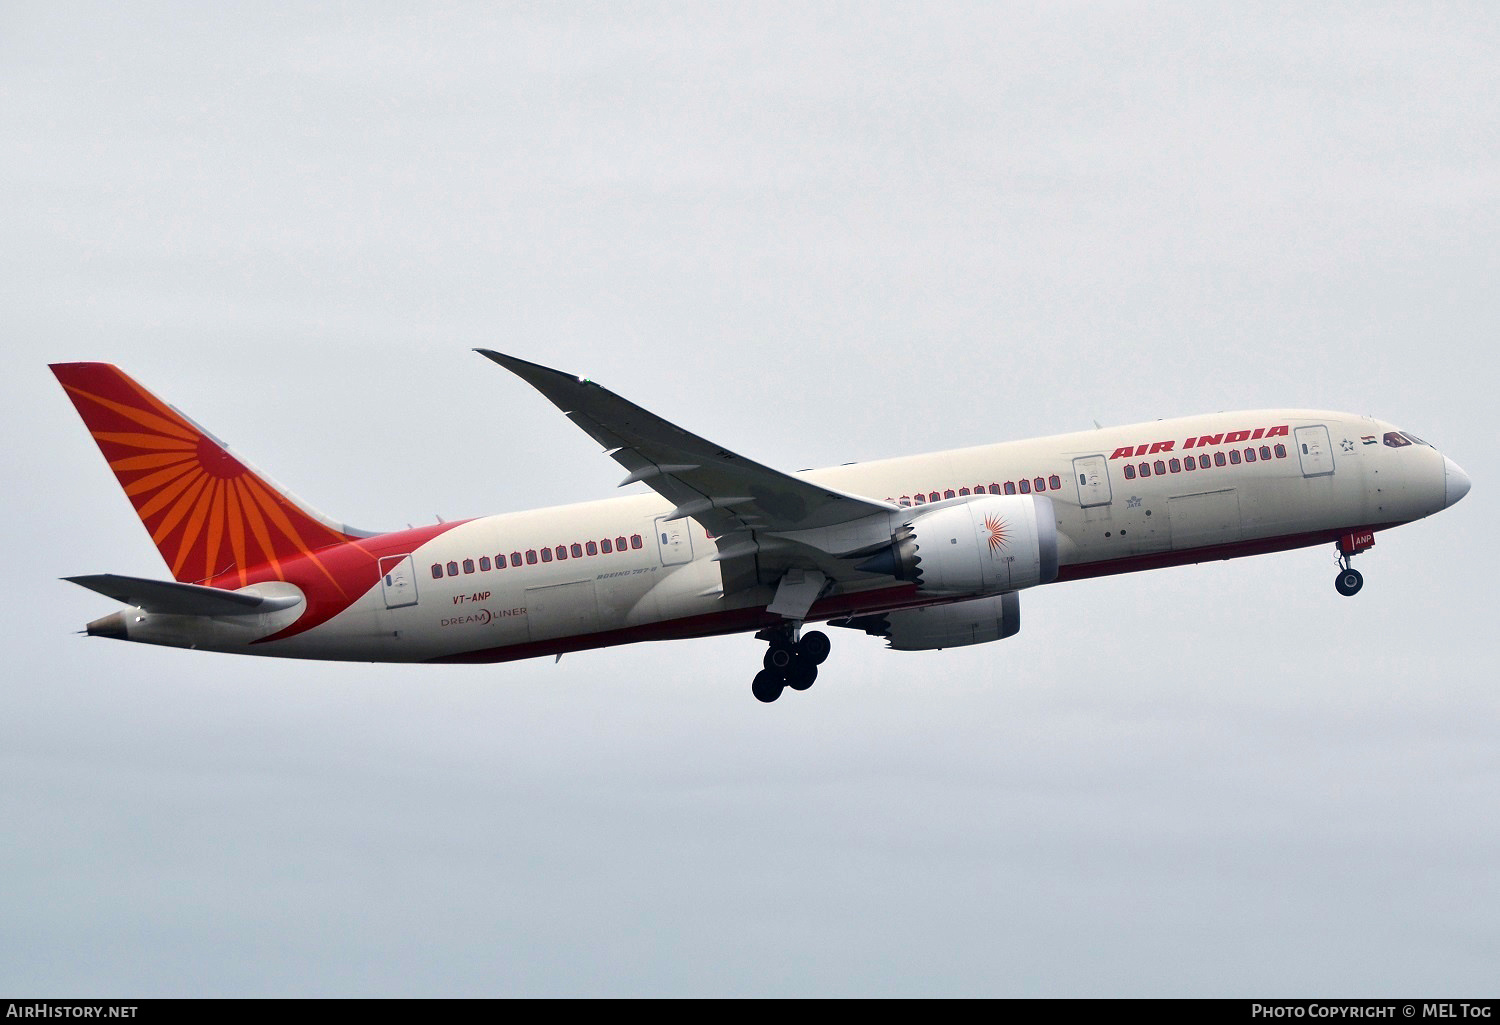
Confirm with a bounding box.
[478,350,900,601]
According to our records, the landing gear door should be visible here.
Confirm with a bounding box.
[1295,425,1335,478]
[379,554,419,609]
[654,515,694,566]
[1073,455,1112,507]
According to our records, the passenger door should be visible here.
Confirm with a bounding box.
[654,515,694,566]
[1294,425,1335,478]
[1073,455,1112,507]
[379,554,419,609]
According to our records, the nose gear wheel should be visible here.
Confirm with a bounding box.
[1335,566,1363,596]
[1333,539,1366,597]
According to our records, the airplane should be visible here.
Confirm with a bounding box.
[52,352,1471,702]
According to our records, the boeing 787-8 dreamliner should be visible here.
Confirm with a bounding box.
[52,352,1471,702]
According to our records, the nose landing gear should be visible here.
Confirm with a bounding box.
[1334,530,1374,596]
[751,626,831,703]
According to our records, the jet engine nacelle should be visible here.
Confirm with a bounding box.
[861,495,1059,595]
[835,591,1022,651]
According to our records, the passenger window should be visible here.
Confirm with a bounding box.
[1229,450,1241,464]
[1214,452,1226,467]
[601,539,613,554]
[447,561,458,576]
[1019,479,1031,494]
[431,564,443,579]
[1169,458,1181,473]
[1124,464,1136,480]
[463,559,475,574]
[616,536,627,551]
[479,556,491,571]
[1244,448,1256,462]
[586,541,597,556]
[1153,461,1165,475]
[1139,462,1151,478]
[1049,475,1061,490]
[572,543,583,558]
[540,548,552,562]
[631,535,643,549]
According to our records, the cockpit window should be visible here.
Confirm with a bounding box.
[1401,433,1429,446]
[1383,432,1412,448]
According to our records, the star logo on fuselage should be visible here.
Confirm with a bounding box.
[1341,438,1355,452]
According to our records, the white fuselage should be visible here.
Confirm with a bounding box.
[117,408,1455,663]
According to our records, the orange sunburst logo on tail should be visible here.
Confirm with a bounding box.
[983,514,1009,553]
[51,363,358,587]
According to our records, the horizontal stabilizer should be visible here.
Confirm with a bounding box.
[65,574,302,617]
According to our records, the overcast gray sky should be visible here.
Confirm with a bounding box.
[3,1,1496,997]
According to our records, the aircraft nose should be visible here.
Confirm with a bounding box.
[1444,456,1471,508]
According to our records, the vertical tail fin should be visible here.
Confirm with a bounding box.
[51,363,369,585]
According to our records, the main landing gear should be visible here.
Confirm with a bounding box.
[750,626,831,703]
[1334,531,1373,597]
